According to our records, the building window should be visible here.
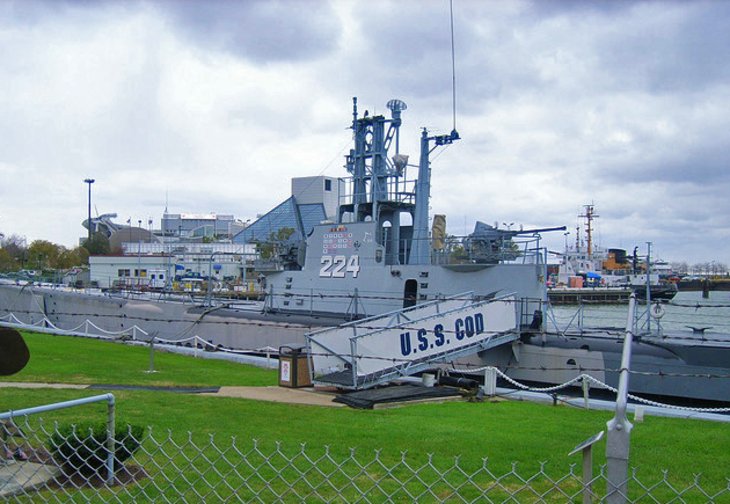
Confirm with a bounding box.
[118,269,131,277]
[324,179,332,191]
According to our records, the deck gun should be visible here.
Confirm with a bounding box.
[465,222,567,264]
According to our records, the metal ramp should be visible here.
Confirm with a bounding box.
[306,293,520,390]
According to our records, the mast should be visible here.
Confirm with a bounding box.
[409,0,461,265]
[345,97,406,224]
[408,129,460,265]
[579,204,599,258]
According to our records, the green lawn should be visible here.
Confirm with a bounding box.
[1,330,728,500]
[5,331,277,387]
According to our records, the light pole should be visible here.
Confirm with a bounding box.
[84,178,95,242]
[138,219,142,287]
[206,251,221,307]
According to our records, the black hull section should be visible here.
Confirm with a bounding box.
[633,284,678,301]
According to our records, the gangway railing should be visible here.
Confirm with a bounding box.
[306,293,521,390]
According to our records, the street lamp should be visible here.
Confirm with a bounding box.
[138,219,142,287]
[83,178,95,242]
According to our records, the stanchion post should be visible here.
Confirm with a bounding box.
[606,294,637,503]
[146,339,157,373]
[483,367,497,396]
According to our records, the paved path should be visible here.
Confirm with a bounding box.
[0,381,342,407]
[0,461,60,499]
[0,382,87,390]
[202,386,344,407]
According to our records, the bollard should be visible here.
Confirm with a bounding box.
[634,406,645,422]
[483,367,497,396]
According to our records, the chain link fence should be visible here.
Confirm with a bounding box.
[2,414,728,503]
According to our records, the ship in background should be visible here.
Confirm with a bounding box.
[549,204,678,303]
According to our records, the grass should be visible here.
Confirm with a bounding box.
[2,330,729,501]
[5,331,277,387]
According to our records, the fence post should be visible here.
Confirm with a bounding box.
[606,294,636,503]
[106,395,116,484]
[147,338,156,373]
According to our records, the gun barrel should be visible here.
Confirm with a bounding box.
[511,225,567,235]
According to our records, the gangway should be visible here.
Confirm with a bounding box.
[306,293,520,390]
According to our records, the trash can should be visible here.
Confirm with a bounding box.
[278,344,312,388]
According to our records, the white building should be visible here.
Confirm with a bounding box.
[89,243,257,290]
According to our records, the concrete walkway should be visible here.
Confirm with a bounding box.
[0,382,87,390]
[202,386,344,407]
[0,461,60,499]
[0,381,343,407]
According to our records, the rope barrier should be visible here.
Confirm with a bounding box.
[445,366,730,413]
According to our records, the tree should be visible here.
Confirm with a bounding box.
[0,248,17,271]
[670,261,689,276]
[27,240,63,270]
[82,232,111,257]
[257,227,296,260]
[57,247,90,269]
[0,234,27,269]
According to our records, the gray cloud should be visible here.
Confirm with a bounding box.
[593,3,730,93]
[154,0,341,63]
[0,0,136,26]
[0,0,728,266]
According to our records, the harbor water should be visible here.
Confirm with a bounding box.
[549,291,730,336]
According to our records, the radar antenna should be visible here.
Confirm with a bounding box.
[386,99,407,113]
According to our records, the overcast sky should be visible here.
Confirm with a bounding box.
[1,0,728,266]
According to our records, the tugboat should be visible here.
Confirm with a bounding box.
[549,204,677,304]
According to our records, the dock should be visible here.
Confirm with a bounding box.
[548,287,632,305]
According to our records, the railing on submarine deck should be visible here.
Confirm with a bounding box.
[431,235,544,266]
[337,175,418,209]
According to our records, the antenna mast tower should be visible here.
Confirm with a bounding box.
[579,204,599,258]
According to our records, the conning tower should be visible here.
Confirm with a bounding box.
[338,97,459,266]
